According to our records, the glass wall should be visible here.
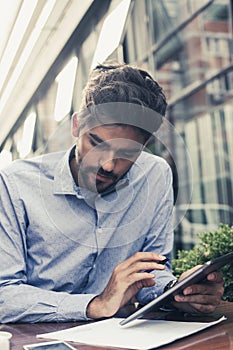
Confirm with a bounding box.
[124,0,233,250]
[1,0,232,251]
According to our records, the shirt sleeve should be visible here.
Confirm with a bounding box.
[136,161,176,305]
[0,172,96,323]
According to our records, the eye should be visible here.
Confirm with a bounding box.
[89,138,97,147]
[88,135,107,150]
[88,134,99,147]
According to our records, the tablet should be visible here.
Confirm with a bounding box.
[23,340,76,350]
[120,251,233,326]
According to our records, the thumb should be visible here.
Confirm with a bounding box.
[207,271,224,283]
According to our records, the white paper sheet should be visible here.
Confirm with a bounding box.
[37,316,226,350]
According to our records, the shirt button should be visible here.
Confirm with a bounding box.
[93,264,96,269]
[97,227,103,233]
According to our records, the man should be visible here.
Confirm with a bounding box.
[0,63,224,323]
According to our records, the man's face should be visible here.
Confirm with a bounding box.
[71,123,146,193]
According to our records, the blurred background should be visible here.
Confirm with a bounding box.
[0,0,232,253]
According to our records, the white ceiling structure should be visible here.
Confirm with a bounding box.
[0,0,93,144]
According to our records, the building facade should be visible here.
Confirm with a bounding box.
[0,0,232,251]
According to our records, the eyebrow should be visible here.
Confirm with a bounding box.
[89,133,143,153]
[89,133,105,144]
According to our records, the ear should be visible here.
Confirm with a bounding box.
[71,112,79,137]
[142,139,150,149]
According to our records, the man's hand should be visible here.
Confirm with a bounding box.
[172,265,225,314]
[86,252,167,319]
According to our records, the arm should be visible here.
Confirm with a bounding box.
[87,160,176,318]
[86,252,168,318]
[136,160,176,305]
[0,172,96,323]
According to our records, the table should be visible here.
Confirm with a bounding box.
[1,301,233,350]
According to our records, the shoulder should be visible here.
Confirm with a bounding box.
[137,151,171,172]
[129,151,173,188]
[0,150,66,178]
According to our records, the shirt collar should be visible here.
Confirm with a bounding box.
[53,145,129,199]
[53,146,77,196]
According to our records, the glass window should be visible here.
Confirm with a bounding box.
[211,107,233,205]
[72,22,101,112]
[149,0,179,44]
[54,56,78,122]
[202,0,232,70]
[0,149,12,169]
[91,0,132,68]
[151,0,232,88]
[207,76,227,106]
[224,104,233,185]
[124,0,149,63]
[186,208,207,224]
[17,112,36,158]
[197,114,218,203]
[184,119,202,203]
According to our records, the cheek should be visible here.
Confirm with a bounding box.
[78,138,92,157]
[78,142,100,165]
[116,159,134,174]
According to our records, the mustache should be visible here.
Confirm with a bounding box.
[76,154,117,181]
[97,167,117,180]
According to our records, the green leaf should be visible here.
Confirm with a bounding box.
[172,224,233,301]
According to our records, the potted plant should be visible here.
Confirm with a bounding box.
[172,224,233,301]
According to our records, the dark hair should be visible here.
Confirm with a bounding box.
[79,62,167,137]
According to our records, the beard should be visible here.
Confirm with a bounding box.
[75,150,118,194]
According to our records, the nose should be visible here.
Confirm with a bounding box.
[99,150,116,173]
[101,158,115,173]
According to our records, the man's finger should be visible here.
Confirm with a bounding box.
[207,271,224,283]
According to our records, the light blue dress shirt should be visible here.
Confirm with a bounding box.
[0,146,175,323]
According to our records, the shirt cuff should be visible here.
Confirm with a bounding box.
[136,271,176,305]
[57,293,97,321]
